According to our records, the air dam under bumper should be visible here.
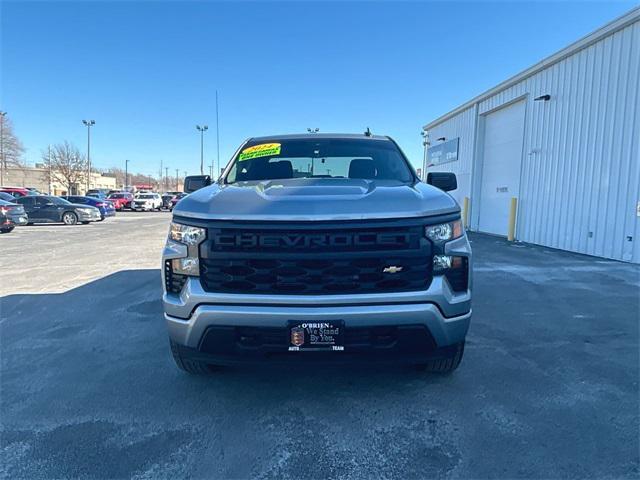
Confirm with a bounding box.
[166,303,470,353]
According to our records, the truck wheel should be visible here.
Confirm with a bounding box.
[170,339,215,374]
[417,342,465,374]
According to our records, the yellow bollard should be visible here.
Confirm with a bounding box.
[507,197,518,241]
[462,197,470,229]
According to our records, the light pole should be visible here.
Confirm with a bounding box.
[165,167,169,192]
[48,145,52,194]
[196,125,208,175]
[0,111,6,186]
[82,119,95,191]
[125,159,130,190]
[175,168,179,190]
[421,130,430,181]
[215,91,220,180]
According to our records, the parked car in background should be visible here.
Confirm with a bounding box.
[169,192,188,210]
[132,193,162,211]
[162,191,182,209]
[61,195,116,220]
[0,187,34,198]
[86,192,108,200]
[86,188,111,197]
[0,192,17,201]
[14,195,101,225]
[0,199,28,233]
[107,192,134,210]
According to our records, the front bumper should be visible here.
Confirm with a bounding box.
[162,235,472,360]
[77,210,101,222]
[133,203,155,210]
[167,303,470,355]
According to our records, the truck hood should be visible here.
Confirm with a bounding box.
[174,178,459,221]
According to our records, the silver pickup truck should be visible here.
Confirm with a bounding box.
[162,133,472,373]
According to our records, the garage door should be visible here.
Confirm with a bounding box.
[478,100,526,236]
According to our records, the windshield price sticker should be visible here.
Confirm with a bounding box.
[239,143,281,161]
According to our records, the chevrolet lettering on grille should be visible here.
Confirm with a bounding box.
[212,232,414,249]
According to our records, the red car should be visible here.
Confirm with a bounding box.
[0,187,33,198]
[106,192,134,210]
[169,192,188,210]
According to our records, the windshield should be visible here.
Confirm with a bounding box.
[138,194,155,199]
[225,138,414,184]
[109,194,125,198]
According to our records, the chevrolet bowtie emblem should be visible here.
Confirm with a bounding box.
[383,266,403,274]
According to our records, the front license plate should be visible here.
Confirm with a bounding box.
[288,321,344,352]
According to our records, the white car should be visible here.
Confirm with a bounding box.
[132,193,163,211]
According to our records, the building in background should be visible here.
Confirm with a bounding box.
[423,7,639,263]
[3,166,116,195]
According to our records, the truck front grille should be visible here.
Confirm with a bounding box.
[200,256,431,295]
[199,222,433,295]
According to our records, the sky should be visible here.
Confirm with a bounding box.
[1,0,636,178]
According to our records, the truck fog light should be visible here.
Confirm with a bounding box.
[171,257,200,276]
[434,255,467,273]
[433,255,452,272]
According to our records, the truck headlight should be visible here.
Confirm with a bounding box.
[168,223,206,277]
[169,223,206,246]
[425,220,463,244]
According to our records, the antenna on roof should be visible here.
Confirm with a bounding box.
[364,127,372,137]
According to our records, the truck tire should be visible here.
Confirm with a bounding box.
[170,339,214,374]
[418,342,465,374]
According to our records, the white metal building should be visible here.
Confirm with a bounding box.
[423,7,640,263]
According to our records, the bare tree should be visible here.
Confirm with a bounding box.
[104,166,160,190]
[0,114,26,168]
[104,166,125,187]
[41,142,88,194]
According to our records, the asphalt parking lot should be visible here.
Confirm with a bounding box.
[1,213,638,479]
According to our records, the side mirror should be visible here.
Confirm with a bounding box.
[184,175,212,193]
[426,172,457,192]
